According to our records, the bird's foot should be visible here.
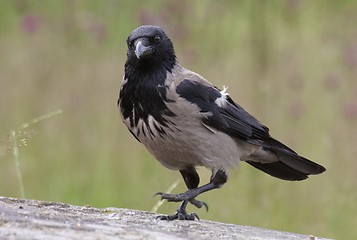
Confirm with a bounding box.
[155,192,208,211]
[157,206,199,221]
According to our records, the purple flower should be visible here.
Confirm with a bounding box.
[343,101,357,120]
[21,14,41,34]
[344,44,357,69]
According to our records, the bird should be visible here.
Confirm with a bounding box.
[118,25,326,221]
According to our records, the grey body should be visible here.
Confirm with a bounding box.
[121,64,271,175]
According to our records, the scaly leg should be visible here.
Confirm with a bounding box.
[157,169,227,220]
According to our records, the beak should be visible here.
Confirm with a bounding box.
[134,39,154,59]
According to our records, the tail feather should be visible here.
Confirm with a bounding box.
[246,161,308,181]
[246,138,326,181]
[275,151,326,175]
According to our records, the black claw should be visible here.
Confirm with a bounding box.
[156,199,200,221]
[157,212,199,221]
[157,214,177,221]
[154,192,163,197]
[189,199,209,212]
[202,202,209,212]
[190,213,200,220]
[155,192,180,202]
[155,191,209,212]
[154,189,209,220]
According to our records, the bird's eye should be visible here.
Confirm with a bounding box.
[128,41,133,48]
[154,35,161,44]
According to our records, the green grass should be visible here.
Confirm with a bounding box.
[1,1,357,239]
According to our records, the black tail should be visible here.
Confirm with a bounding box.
[247,139,326,181]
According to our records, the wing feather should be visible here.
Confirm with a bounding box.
[176,79,268,140]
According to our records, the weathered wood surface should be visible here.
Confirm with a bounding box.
[0,196,328,240]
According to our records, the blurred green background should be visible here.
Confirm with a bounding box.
[0,0,356,239]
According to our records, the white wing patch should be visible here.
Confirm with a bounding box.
[202,122,218,134]
[215,86,229,108]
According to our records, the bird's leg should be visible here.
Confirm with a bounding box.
[179,167,208,210]
[157,169,227,220]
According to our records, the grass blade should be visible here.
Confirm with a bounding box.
[151,178,181,213]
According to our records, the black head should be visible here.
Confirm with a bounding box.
[126,25,176,72]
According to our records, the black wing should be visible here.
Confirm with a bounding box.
[176,79,269,141]
[176,79,325,180]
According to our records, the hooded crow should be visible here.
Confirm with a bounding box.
[118,25,326,220]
